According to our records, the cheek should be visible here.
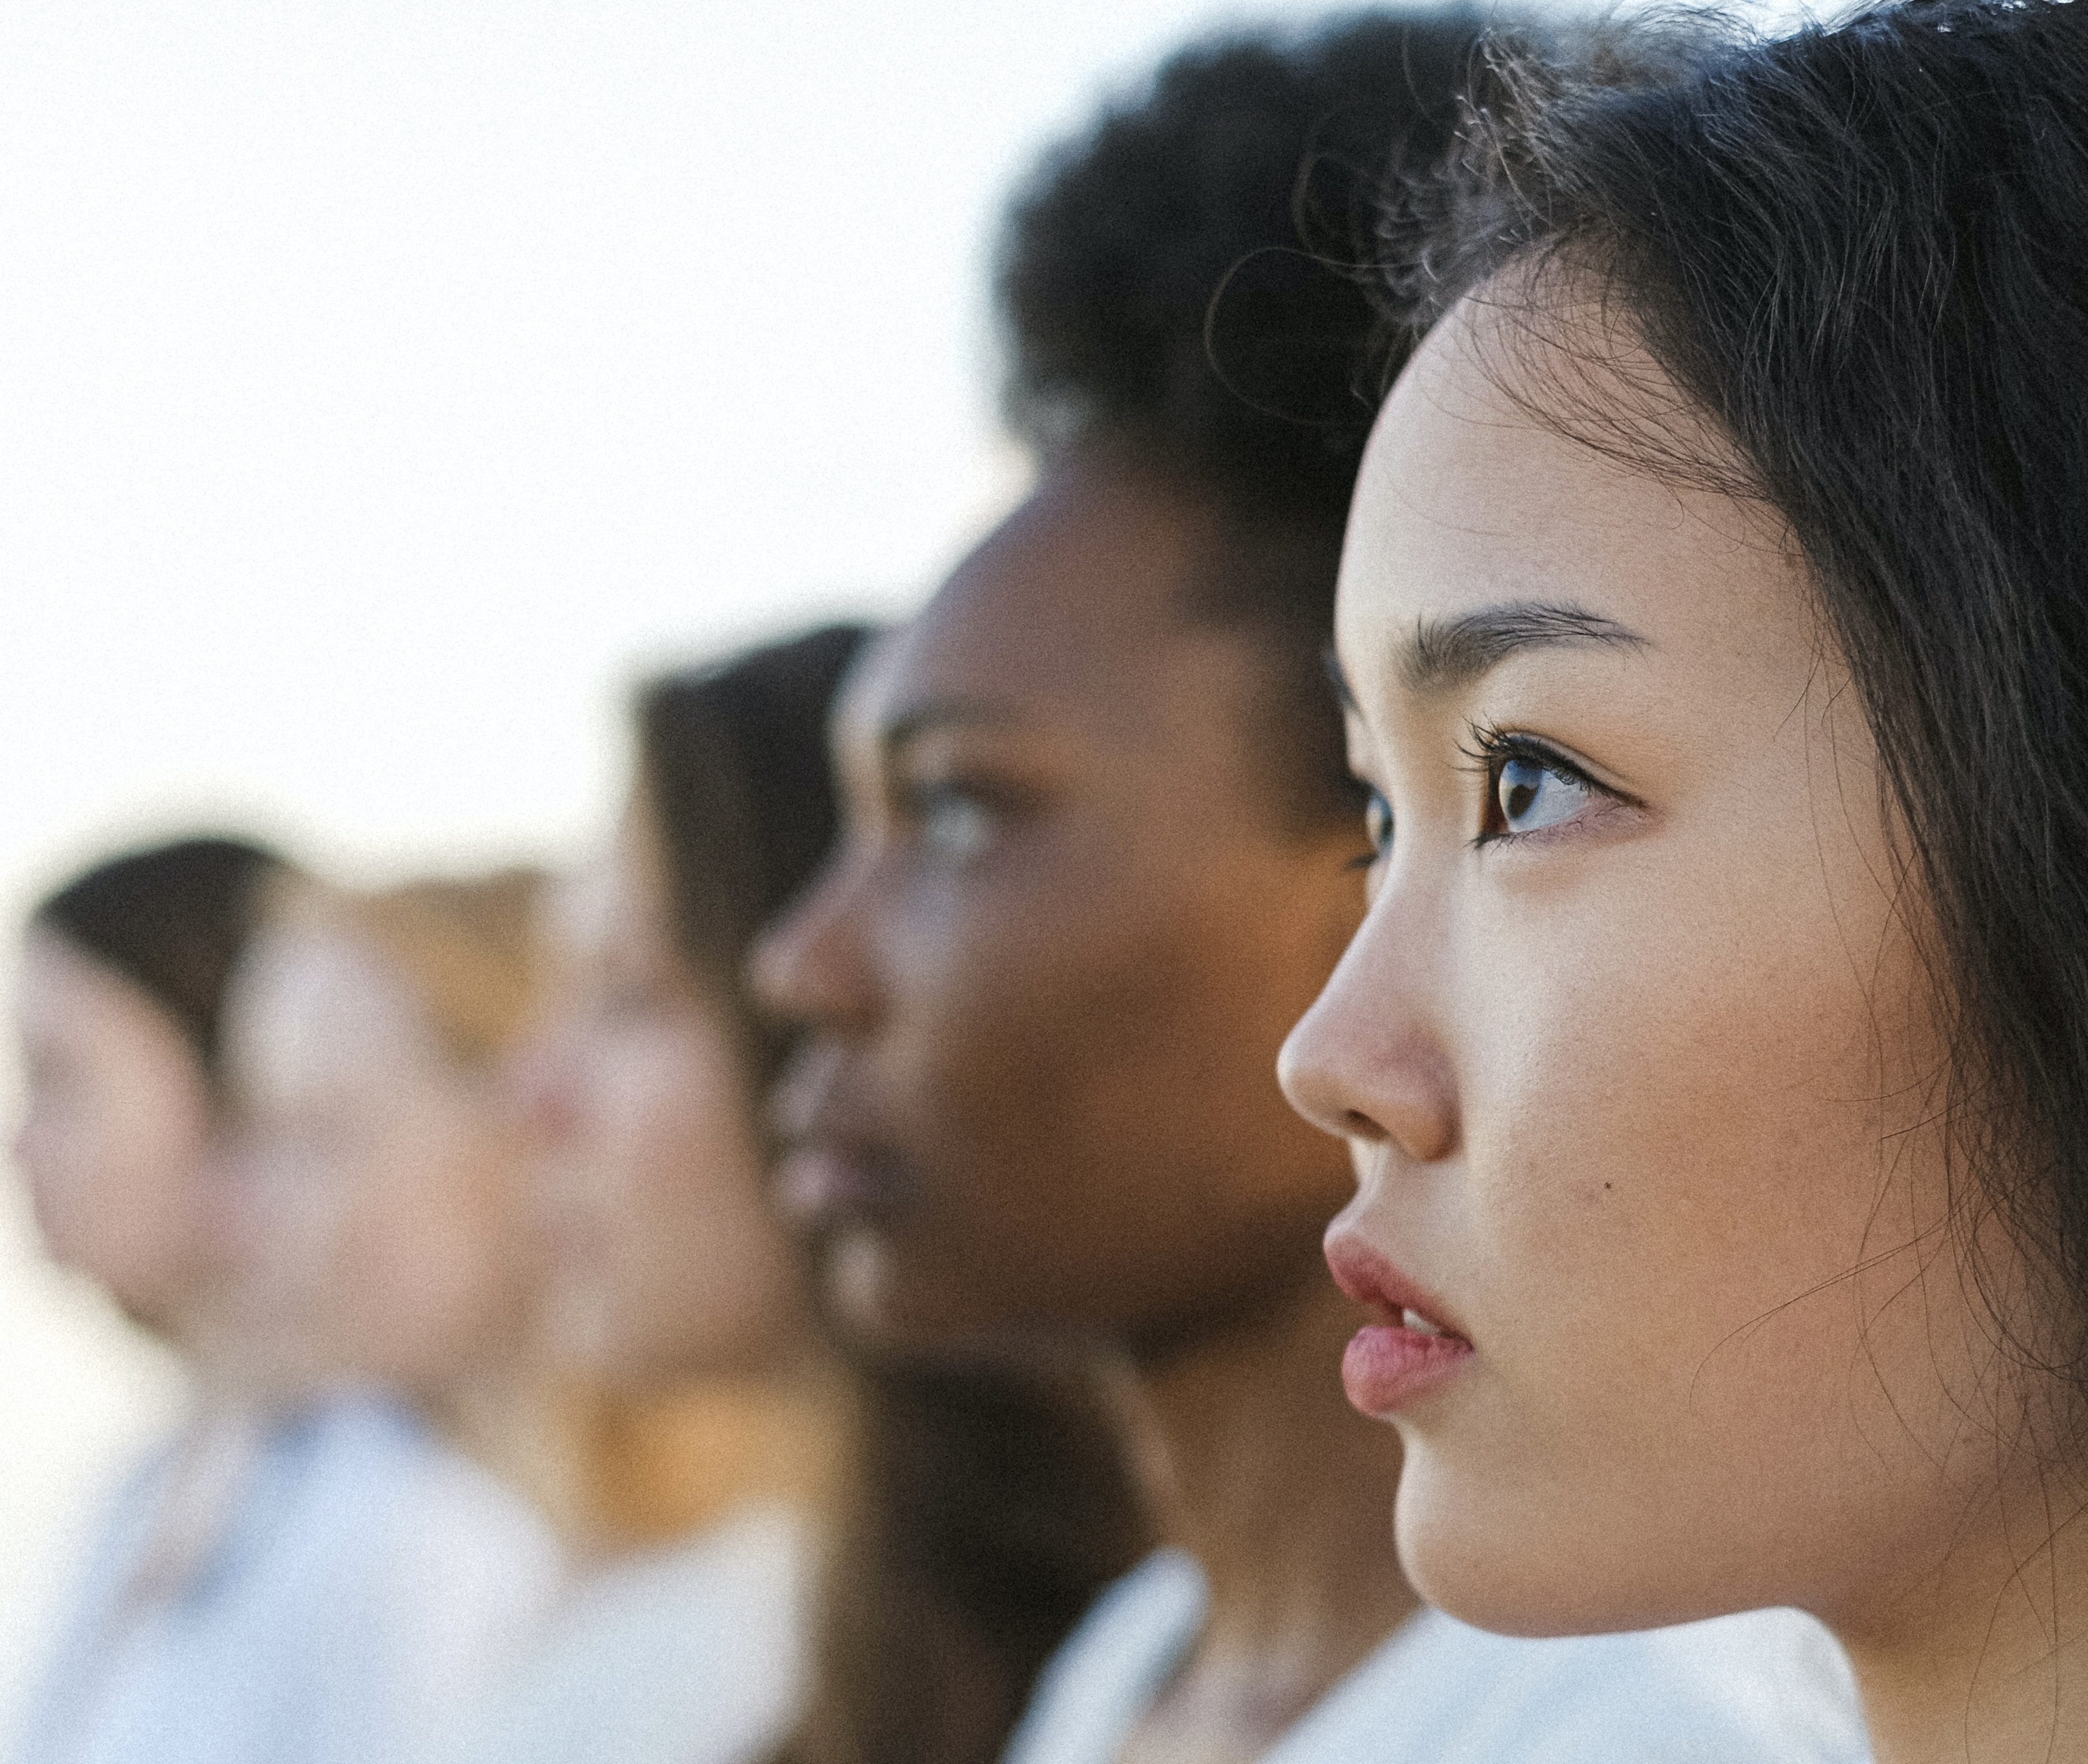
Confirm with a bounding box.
[877,854,1358,1329]
[1405,836,1958,1624]
[611,1038,757,1244]
[54,1086,211,1299]
[345,1149,512,1333]
[1465,831,1904,1336]
[900,904,1189,1224]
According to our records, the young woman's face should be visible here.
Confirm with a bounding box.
[13,928,216,1331]
[753,458,1368,1358]
[1279,296,2023,1638]
[513,803,802,1385]
[224,922,537,1395]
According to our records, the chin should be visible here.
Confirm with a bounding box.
[1393,1441,1738,1639]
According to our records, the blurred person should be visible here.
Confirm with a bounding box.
[10,837,295,1764]
[9,840,516,1764]
[500,626,1148,1764]
[215,868,569,1763]
[475,630,853,1764]
[16,837,279,1354]
[753,16,1870,1764]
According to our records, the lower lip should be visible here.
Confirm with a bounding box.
[1342,1324,1473,1417]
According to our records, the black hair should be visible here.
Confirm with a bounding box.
[634,622,873,1083]
[996,8,1495,827]
[32,836,285,1083]
[1383,0,2088,1379]
[781,1354,1151,1764]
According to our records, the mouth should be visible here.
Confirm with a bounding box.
[772,1141,912,1229]
[768,1040,917,1234]
[1323,1231,1473,1418]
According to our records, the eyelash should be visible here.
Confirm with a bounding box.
[1456,721,1627,846]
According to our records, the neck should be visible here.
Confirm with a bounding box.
[1843,1464,2088,1764]
[1128,1272,1419,1746]
[569,1371,844,1559]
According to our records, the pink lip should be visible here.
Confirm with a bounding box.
[1341,1324,1472,1415]
[1324,1232,1473,1418]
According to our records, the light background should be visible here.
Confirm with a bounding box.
[0,0,1818,1730]
[0,0,1389,1722]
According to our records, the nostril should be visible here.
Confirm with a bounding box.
[1342,1108,1388,1143]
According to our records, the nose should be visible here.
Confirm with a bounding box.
[1278,890,1458,1166]
[747,846,878,1037]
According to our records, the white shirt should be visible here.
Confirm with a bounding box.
[433,1502,812,1764]
[13,1397,562,1764]
[1000,1549,1874,1764]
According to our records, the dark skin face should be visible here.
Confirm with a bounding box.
[751,454,1369,1362]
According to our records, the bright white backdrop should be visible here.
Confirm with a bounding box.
[0,0,1411,1722]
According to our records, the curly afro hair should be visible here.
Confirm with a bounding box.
[994,9,1494,824]
[998,9,1490,522]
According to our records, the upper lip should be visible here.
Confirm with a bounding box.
[1323,1229,1469,1343]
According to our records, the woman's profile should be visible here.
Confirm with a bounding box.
[219,868,570,1763]
[504,626,1148,1764]
[5,837,438,1764]
[1277,2,2088,1758]
[484,629,860,1764]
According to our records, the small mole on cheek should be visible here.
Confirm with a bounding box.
[1603,1183,1613,1191]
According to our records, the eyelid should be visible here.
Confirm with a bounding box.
[1458,723,1640,805]
[890,760,1043,820]
[1459,720,1646,849]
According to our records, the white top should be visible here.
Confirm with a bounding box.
[12,1397,563,1764]
[434,1502,813,1764]
[1000,1549,1874,1764]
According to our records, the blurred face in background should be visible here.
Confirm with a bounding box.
[753,456,1368,1359]
[223,919,538,1397]
[514,800,803,1385]
[13,926,217,1334]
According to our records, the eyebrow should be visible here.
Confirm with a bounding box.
[879,696,1024,757]
[1401,600,1649,694]
[1323,601,1648,715]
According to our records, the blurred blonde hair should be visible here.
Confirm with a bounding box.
[262,868,545,1069]
[255,865,828,1547]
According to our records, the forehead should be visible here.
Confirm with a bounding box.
[17,929,193,1081]
[1336,296,1800,701]
[19,929,143,1033]
[841,459,1218,743]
